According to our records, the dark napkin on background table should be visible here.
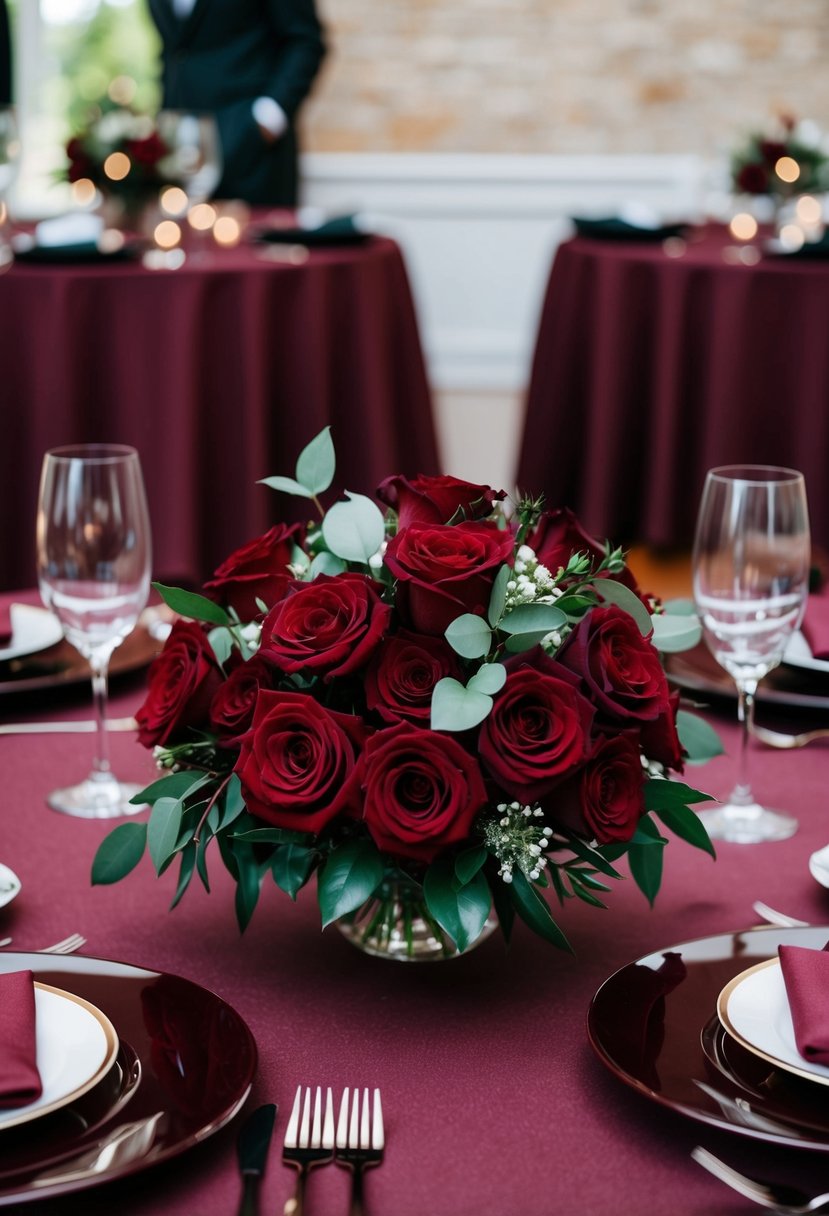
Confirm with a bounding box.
[0,601,11,646]
[12,242,139,265]
[572,216,687,241]
[801,594,829,660]
[0,970,42,1109]
[253,214,369,246]
[779,944,829,1066]
[767,232,829,260]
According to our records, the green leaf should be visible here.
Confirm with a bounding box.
[662,597,697,616]
[654,802,716,859]
[295,426,335,495]
[322,493,385,563]
[309,551,347,579]
[218,774,246,830]
[676,710,725,764]
[466,662,507,696]
[91,822,147,885]
[208,626,234,665]
[272,843,316,900]
[627,841,664,906]
[489,875,514,942]
[454,845,488,886]
[632,812,669,845]
[509,870,573,952]
[430,677,493,732]
[232,840,263,932]
[169,842,197,910]
[130,770,210,806]
[500,603,568,635]
[423,857,492,952]
[233,826,311,845]
[445,613,492,659]
[258,475,315,500]
[651,612,702,653]
[554,593,596,618]
[504,629,564,653]
[592,578,653,636]
[567,872,607,908]
[152,583,231,626]
[644,779,715,813]
[317,839,385,928]
[147,796,184,876]
[487,564,511,626]
[564,834,624,879]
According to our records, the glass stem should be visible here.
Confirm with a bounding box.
[89,653,112,781]
[732,676,758,806]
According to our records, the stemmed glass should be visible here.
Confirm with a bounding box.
[36,445,152,818]
[692,465,810,842]
[157,111,222,256]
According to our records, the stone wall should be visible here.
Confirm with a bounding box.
[303,0,829,156]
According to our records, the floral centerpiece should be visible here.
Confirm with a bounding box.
[63,102,171,218]
[93,430,718,960]
[730,113,829,199]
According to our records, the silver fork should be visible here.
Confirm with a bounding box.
[0,933,86,953]
[282,1085,334,1216]
[692,1146,829,1213]
[752,900,810,928]
[336,1087,385,1216]
[751,722,829,749]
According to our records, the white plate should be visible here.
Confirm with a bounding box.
[783,629,829,675]
[0,605,63,664]
[718,958,829,1086]
[0,864,20,910]
[0,983,119,1130]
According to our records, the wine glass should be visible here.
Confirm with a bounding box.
[36,445,152,818]
[692,464,810,842]
[156,111,222,253]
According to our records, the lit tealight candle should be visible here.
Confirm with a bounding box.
[774,156,800,185]
[188,203,217,231]
[213,215,241,246]
[159,186,189,218]
[103,152,131,182]
[153,219,182,249]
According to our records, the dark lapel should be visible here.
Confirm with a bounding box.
[178,0,211,45]
[151,0,211,49]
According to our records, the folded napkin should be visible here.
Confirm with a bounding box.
[255,213,369,247]
[0,601,11,646]
[572,210,687,241]
[767,232,829,260]
[12,240,137,265]
[0,970,42,1109]
[801,594,829,660]
[779,944,829,1065]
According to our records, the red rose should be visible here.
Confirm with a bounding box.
[527,508,645,599]
[557,604,671,726]
[376,473,503,529]
[259,573,392,680]
[135,619,223,748]
[365,630,461,725]
[203,523,304,621]
[355,723,487,862]
[639,687,684,772]
[384,520,514,636]
[553,734,645,844]
[759,140,787,166]
[126,132,168,167]
[234,690,365,834]
[735,163,768,194]
[478,651,595,803]
[209,655,282,745]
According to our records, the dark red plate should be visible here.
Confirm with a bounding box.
[588,925,829,1151]
[0,953,257,1205]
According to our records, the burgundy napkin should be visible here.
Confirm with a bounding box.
[0,970,42,1108]
[0,600,12,647]
[801,595,829,660]
[779,944,829,1065]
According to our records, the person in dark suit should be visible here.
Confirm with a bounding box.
[147,0,326,206]
[0,1,12,107]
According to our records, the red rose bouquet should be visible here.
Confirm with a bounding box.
[93,429,718,959]
[63,102,172,211]
[730,114,828,198]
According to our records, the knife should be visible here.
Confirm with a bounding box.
[237,1102,277,1216]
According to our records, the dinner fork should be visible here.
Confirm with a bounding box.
[336,1087,385,1216]
[692,1146,829,1213]
[751,722,829,749]
[282,1085,334,1216]
[752,900,810,928]
[0,933,86,953]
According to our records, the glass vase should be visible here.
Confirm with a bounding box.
[336,871,498,962]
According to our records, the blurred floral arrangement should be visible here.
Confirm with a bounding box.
[731,113,829,198]
[92,429,718,958]
[63,101,170,206]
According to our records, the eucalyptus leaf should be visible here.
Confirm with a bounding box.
[592,578,653,637]
[504,630,562,653]
[208,626,234,666]
[322,493,385,563]
[487,564,511,627]
[676,710,725,765]
[309,551,348,579]
[258,474,315,500]
[466,663,507,696]
[430,677,493,732]
[91,822,147,885]
[317,839,385,928]
[295,426,335,495]
[423,857,491,952]
[662,597,697,617]
[500,603,568,635]
[651,612,702,653]
[445,613,492,659]
[152,583,231,626]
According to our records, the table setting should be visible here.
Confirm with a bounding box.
[3,443,829,1215]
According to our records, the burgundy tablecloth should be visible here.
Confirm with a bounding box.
[0,234,439,592]
[518,227,829,552]
[2,670,829,1213]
